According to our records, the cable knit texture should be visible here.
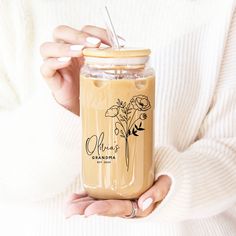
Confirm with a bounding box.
[0,0,235,235]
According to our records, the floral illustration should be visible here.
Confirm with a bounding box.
[105,95,151,171]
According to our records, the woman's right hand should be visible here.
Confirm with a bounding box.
[40,25,111,116]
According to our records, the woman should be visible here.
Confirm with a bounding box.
[0,0,235,235]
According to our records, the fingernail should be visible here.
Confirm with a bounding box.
[142,197,153,211]
[86,37,101,45]
[57,56,71,62]
[70,44,84,51]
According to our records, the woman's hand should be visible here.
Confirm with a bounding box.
[65,175,171,218]
[40,25,111,115]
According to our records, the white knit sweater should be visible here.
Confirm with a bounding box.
[0,0,235,235]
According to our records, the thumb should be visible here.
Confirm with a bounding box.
[138,175,171,211]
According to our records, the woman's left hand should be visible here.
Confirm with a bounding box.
[65,175,171,218]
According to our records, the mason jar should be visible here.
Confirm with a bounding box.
[80,47,155,199]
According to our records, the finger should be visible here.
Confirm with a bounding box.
[40,57,72,92]
[84,200,132,217]
[53,25,101,47]
[70,196,94,204]
[83,199,155,218]
[64,192,89,213]
[66,191,88,203]
[40,57,72,78]
[82,25,126,46]
[40,42,84,59]
[138,175,171,211]
[65,199,96,218]
[121,200,156,218]
[81,25,111,45]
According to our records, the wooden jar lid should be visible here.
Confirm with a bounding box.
[83,47,151,58]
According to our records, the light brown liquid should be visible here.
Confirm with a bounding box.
[81,75,155,199]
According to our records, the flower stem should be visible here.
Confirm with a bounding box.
[129,118,140,131]
[125,137,129,171]
[116,116,126,134]
[128,109,137,130]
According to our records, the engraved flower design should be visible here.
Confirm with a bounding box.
[105,105,119,117]
[130,95,151,111]
[105,95,151,171]
[139,113,147,120]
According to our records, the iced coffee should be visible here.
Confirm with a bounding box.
[80,48,155,199]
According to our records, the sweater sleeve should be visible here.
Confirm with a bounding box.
[0,87,82,203]
[0,2,82,203]
[147,8,236,222]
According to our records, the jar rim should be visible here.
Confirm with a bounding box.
[84,56,149,67]
[82,47,151,58]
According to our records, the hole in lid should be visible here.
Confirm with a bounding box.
[135,80,147,89]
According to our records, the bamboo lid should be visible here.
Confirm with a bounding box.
[83,47,151,58]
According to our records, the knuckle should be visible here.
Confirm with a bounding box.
[40,60,53,77]
[81,24,92,32]
[40,42,49,56]
[53,25,67,38]
[67,193,79,203]
[74,31,87,42]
